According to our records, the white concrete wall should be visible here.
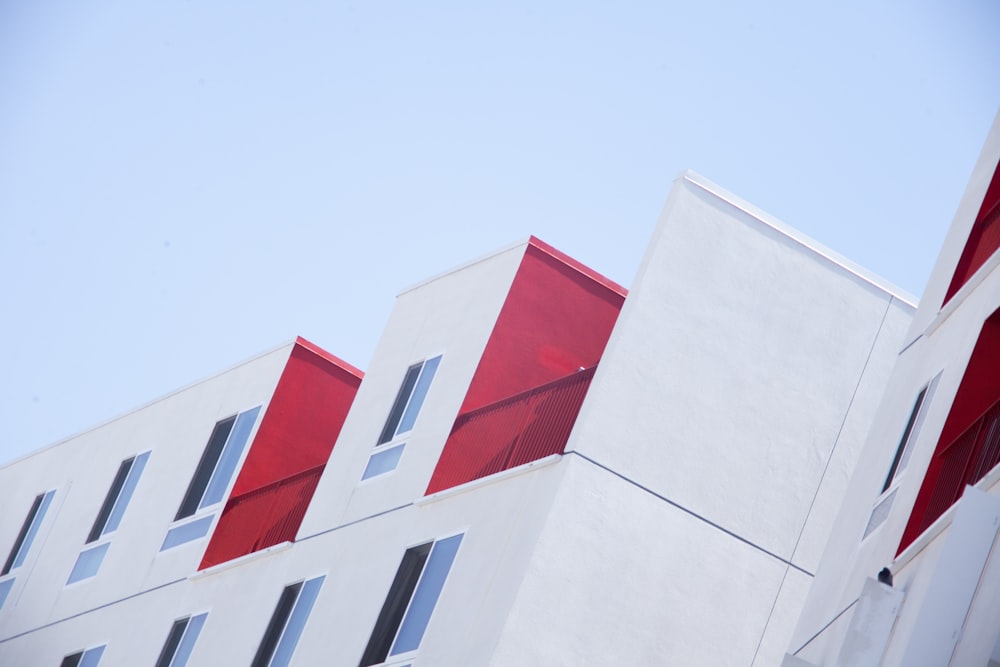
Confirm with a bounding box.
[544,173,913,667]
[0,343,291,641]
[0,458,566,667]
[788,110,1000,666]
[298,241,526,536]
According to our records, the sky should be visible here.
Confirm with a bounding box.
[1,1,998,465]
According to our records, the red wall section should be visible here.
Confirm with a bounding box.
[458,237,626,414]
[200,338,362,569]
[428,238,625,495]
[944,159,1000,304]
[900,309,1000,553]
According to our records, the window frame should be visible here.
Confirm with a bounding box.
[359,532,464,666]
[2,489,56,575]
[363,356,442,481]
[60,644,106,667]
[251,575,326,667]
[154,612,208,667]
[162,406,261,551]
[67,451,150,585]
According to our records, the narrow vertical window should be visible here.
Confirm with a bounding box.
[882,386,929,493]
[2,489,55,575]
[176,407,261,520]
[364,357,441,481]
[251,575,324,667]
[60,645,105,667]
[360,533,463,666]
[155,613,208,667]
[377,357,441,445]
[87,452,149,542]
[67,453,149,584]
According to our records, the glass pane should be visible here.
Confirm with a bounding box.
[88,458,133,542]
[379,365,423,444]
[104,451,150,534]
[155,618,188,667]
[396,356,441,435]
[67,543,110,584]
[269,576,324,667]
[201,407,260,508]
[79,645,106,667]
[251,582,302,667]
[362,445,405,480]
[391,533,463,655]
[8,490,54,572]
[170,612,207,667]
[0,577,14,609]
[160,515,214,551]
[177,416,236,520]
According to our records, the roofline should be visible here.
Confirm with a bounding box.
[680,170,918,307]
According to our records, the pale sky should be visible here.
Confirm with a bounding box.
[2,1,999,465]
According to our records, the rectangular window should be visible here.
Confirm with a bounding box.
[88,452,150,542]
[251,575,324,667]
[377,357,441,445]
[60,645,105,667]
[155,612,208,667]
[2,489,55,575]
[67,452,149,584]
[176,407,261,521]
[360,533,463,666]
[882,386,930,493]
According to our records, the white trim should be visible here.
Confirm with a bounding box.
[191,541,293,579]
[416,454,563,506]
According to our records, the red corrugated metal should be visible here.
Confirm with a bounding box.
[901,400,1000,551]
[426,367,595,495]
[199,338,362,570]
[944,160,1000,304]
[899,309,1000,553]
[200,465,324,569]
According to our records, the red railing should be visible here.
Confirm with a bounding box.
[945,192,1000,303]
[425,367,595,495]
[904,399,1000,548]
[199,465,324,569]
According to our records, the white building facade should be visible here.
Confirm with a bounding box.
[785,111,1000,667]
[0,175,913,667]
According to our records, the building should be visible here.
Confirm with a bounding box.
[0,173,914,667]
[782,112,1000,667]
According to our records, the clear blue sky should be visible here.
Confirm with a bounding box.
[2,1,998,464]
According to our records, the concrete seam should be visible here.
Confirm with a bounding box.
[788,296,893,565]
[567,451,813,576]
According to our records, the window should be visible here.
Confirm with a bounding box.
[251,575,324,667]
[176,407,261,521]
[360,533,463,666]
[60,645,105,667]
[155,613,208,667]
[378,357,441,445]
[882,386,930,493]
[3,490,55,575]
[67,452,150,584]
[162,407,261,551]
[363,357,441,481]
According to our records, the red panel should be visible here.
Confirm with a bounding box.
[230,338,362,496]
[426,367,594,494]
[199,338,362,569]
[427,237,624,495]
[944,159,1000,304]
[899,309,1000,552]
[199,466,323,569]
[459,238,626,414]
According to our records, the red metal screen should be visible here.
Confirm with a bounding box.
[199,465,324,569]
[900,400,1000,550]
[944,162,1000,304]
[425,367,595,495]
